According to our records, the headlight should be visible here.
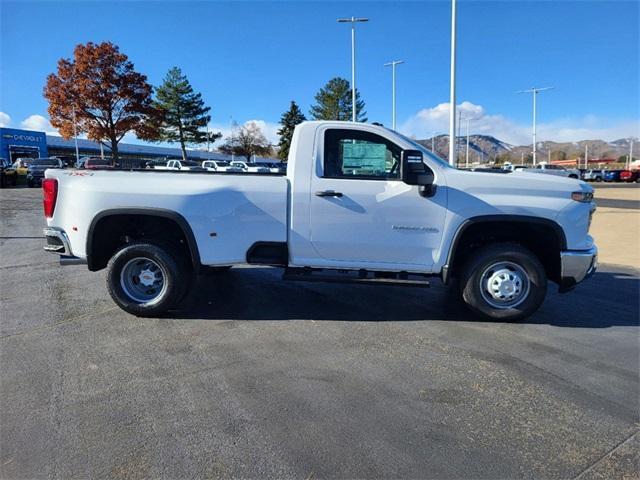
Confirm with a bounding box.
[571,191,594,203]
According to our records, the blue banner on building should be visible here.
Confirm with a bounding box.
[0,128,48,163]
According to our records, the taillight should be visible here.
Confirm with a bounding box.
[42,178,58,219]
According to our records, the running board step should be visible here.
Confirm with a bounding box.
[283,268,430,288]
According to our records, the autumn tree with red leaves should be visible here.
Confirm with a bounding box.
[44,42,156,161]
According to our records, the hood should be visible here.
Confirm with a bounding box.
[445,168,592,197]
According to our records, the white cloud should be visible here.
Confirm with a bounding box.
[20,114,60,135]
[0,112,11,127]
[399,102,640,145]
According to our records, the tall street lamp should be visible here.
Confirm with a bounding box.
[337,17,369,122]
[517,86,554,166]
[384,60,404,130]
[72,106,80,165]
[465,116,472,168]
[448,0,457,166]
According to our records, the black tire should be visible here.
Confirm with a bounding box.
[459,243,547,321]
[595,177,602,182]
[569,174,578,179]
[106,241,190,317]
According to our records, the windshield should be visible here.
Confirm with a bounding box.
[392,131,452,168]
[32,159,59,167]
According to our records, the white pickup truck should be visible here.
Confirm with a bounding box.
[153,159,205,171]
[42,121,597,321]
[516,163,581,179]
[202,160,243,173]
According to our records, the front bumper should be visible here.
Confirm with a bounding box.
[559,246,598,293]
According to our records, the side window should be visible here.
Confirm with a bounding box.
[323,129,401,179]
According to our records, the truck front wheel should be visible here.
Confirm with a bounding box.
[106,242,189,317]
[459,243,547,321]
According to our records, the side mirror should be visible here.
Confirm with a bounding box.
[400,150,436,197]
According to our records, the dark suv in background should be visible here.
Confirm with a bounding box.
[26,158,63,187]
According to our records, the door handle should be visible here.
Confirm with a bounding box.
[315,190,343,197]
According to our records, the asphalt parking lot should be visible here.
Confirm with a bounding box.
[1,186,638,479]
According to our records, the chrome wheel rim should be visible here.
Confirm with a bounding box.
[120,257,167,305]
[479,261,530,309]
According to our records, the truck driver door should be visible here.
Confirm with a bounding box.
[308,127,447,270]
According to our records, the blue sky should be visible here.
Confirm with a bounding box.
[1,0,638,145]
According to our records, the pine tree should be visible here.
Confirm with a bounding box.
[309,77,367,122]
[277,101,306,161]
[151,67,214,160]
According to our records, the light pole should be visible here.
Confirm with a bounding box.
[338,17,369,122]
[448,0,457,166]
[629,138,634,170]
[72,106,80,165]
[384,60,404,130]
[517,86,553,166]
[465,117,471,168]
[456,110,463,166]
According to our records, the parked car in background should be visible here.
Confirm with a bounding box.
[201,160,243,172]
[52,155,76,168]
[583,169,604,182]
[604,170,623,182]
[76,156,103,169]
[517,163,581,179]
[620,170,639,183]
[154,159,205,171]
[230,161,271,173]
[261,162,286,174]
[26,158,63,187]
[84,158,114,170]
[13,157,37,175]
[0,157,18,187]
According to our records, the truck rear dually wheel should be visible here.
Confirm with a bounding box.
[106,241,189,317]
[460,243,547,321]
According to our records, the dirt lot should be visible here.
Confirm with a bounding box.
[1,185,638,479]
[591,184,640,268]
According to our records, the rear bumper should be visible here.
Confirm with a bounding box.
[43,227,87,265]
[558,246,598,293]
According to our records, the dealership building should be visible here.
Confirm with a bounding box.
[0,127,271,165]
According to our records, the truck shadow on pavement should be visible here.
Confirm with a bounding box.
[170,267,639,328]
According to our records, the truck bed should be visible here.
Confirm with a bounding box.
[45,169,289,265]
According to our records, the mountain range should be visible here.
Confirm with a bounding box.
[416,135,637,165]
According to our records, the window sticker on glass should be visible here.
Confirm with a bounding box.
[341,142,387,174]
